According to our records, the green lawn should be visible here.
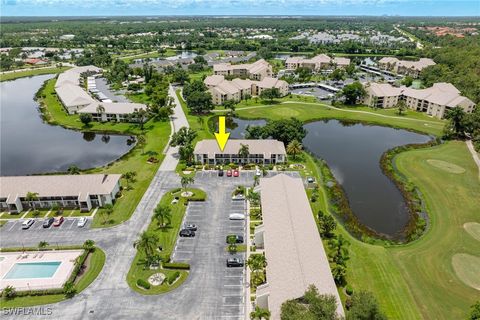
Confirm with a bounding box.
[0,248,106,308]
[38,78,171,228]
[126,188,206,295]
[0,66,71,82]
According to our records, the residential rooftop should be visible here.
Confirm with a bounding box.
[194,139,286,157]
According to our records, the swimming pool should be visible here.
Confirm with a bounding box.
[4,261,61,279]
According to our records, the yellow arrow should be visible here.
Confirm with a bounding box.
[214,116,230,151]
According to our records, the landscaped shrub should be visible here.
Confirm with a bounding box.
[163,262,190,270]
[137,279,151,290]
[67,250,89,284]
[346,285,354,296]
[167,271,180,285]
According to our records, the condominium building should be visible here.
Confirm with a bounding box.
[362,82,476,119]
[204,75,288,105]
[55,66,147,121]
[193,139,286,165]
[254,174,344,319]
[285,54,350,71]
[213,59,272,80]
[378,57,436,78]
[0,174,122,213]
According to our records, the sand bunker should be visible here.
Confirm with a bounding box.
[426,159,465,174]
[452,253,480,290]
[464,222,480,242]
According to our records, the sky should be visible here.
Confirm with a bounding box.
[1,0,479,17]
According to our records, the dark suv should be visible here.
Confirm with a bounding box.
[179,229,195,237]
[226,258,244,267]
[218,169,224,177]
[43,217,55,228]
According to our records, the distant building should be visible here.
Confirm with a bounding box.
[378,57,436,78]
[60,34,76,40]
[193,139,286,165]
[23,58,48,65]
[213,59,272,80]
[0,174,121,213]
[254,174,344,319]
[362,82,476,119]
[285,54,350,71]
[78,102,147,122]
[204,75,288,105]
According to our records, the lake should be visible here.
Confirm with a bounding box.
[230,117,431,237]
[0,75,135,176]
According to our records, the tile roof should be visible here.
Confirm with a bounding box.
[194,139,286,158]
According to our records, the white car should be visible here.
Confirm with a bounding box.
[77,217,88,228]
[22,219,35,230]
[255,169,262,177]
[229,213,245,220]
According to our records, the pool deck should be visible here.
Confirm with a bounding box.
[0,250,84,291]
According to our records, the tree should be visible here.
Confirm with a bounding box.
[134,231,159,258]
[170,127,197,147]
[444,106,467,138]
[83,240,95,252]
[186,90,213,114]
[319,214,337,238]
[227,235,238,253]
[153,204,172,227]
[296,67,312,82]
[401,75,414,87]
[239,143,250,161]
[346,291,387,320]
[181,176,195,192]
[396,99,407,115]
[67,165,80,174]
[280,285,339,320]
[246,190,260,205]
[123,171,137,190]
[179,144,195,164]
[250,306,271,320]
[137,135,146,154]
[264,118,307,145]
[132,108,149,130]
[79,113,92,126]
[38,241,49,250]
[468,301,480,320]
[172,68,189,84]
[258,47,273,59]
[101,204,114,224]
[330,68,346,81]
[223,99,236,117]
[342,81,366,105]
[286,140,302,160]
[260,88,281,102]
[96,104,105,120]
[328,235,350,266]
[247,254,267,285]
[2,286,16,300]
[26,191,39,209]
[63,281,77,298]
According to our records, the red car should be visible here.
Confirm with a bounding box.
[53,216,64,227]
[233,169,240,177]
[226,169,233,177]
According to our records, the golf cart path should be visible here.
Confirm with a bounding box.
[466,140,480,180]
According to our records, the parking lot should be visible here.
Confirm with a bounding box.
[2,216,91,232]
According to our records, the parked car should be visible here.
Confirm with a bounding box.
[306,177,315,184]
[184,224,197,231]
[53,216,64,227]
[226,235,244,244]
[77,217,88,228]
[255,168,262,176]
[43,217,55,228]
[22,219,35,230]
[226,169,233,177]
[229,213,245,220]
[233,169,239,177]
[226,258,244,267]
[179,229,195,237]
[218,169,224,177]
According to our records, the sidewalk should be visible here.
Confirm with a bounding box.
[466,140,480,180]
[158,85,190,171]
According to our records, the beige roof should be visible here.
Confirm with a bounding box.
[194,139,286,158]
[213,63,233,72]
[258,174,344,319]
[216,80,242,95]
[367,82,402,97]
[379,57,399,64]
[256,77,288,90]
[55,65,102,88]
[55,84,96,107]
[0,174,121,204]
[204,75,226,87]
[333,57,351,66]
[78,102,147,115]
[285,56,304,64]
[231,78,253,90]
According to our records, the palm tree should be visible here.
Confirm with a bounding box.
[101,204,113,224]
[38,241,49,250]
[2,285,16,299]
[238,143,250,163]
[246,190,260,205]
[67,165,80,174]
[286,140,302,160]
[247,254,267,286]
[153,204,172,227]
[96,104,105,121]
[63,281,77,298]
[250,306,271,320]
[445,106,467,137]
[25,191,39,210]
[180,176,195,192]
[134,231,159,258]
[123,171,137,190]
[396,99,407,115]
[137,135,146,154]
[253,175,260,187]
[133,108,148,130]
[83,239,95,252]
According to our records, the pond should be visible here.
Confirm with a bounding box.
[229,117,431,237]
[0,75,135,176]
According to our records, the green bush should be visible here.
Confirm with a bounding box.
[346,285,354,296]
[167,271,180,285]
[163,262,190,270]
[137,279,151,290]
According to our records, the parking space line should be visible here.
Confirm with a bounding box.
[8,221,18,231]
[68,220,76,229]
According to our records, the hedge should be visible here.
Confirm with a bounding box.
[166,271,180,285]
[137,279,151,290]
[163,262,190,270]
